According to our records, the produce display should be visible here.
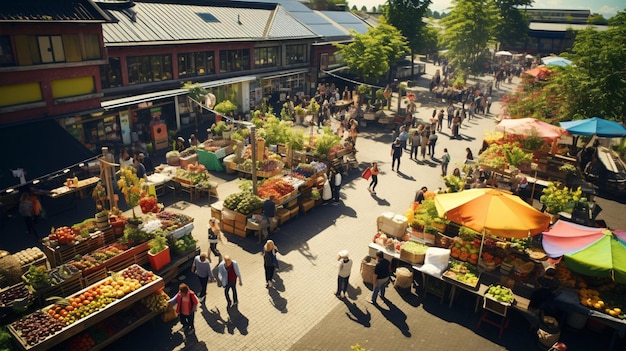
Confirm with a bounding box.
[155,211,194,228]
[171,233,197,254]
[46,264,81,285]
[485,285,515,304]
[0,284,33,307]
[237,159,283,173]
[401,241,429,255]
[578,287,625,319]
[12,247,45,266]
[141,291,170,312]
[373,232,409,251]
[450,237,481,265]
[293,162,326,178]
[10,311,66,346]
[257,178,295,200]
[175,164,214,189]
[23,266,49,288]
[48,226,76,245]
[223,191,264,215]
[138,196,159,214]
[443,259,480,288]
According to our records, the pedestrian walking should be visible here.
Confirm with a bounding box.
[410,130,420,159]
[414,186,428,204]
[420,127,429,159]
[171,283,199,334]
[19,192,37,239]
[368,162,379,195]
[465,147,474,164]
[398,126,409,150]
[446,103,454,128]
[428,130,438,157]
[441,148,451,176]
[218,255,243,306]
[191,252,214,300]
[335,250,353,298]
[390,138,403,172]
[330,167,342,204]
[208,218,224,262]
[437,109,445,132]
[367,251,391,305]
[322,175,332,205]
[263,240,279,288]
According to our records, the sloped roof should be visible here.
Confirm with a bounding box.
[233,0,360,41]
[102,1,318,45]
[319,10,370,34]
[0,0,111,23]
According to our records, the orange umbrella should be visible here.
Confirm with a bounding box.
[435,189,550,238]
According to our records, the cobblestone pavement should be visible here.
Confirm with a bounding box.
[2,62,624,351]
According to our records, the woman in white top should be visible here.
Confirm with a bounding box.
[335,250,353,298]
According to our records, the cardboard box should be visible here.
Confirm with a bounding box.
[300,199,315,214]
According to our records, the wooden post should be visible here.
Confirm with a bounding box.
[99,150,120,210]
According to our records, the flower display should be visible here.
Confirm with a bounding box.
[117,166,143,218]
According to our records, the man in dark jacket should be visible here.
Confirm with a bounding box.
[368,251,391,304]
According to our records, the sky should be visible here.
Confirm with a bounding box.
[347,0,623,18]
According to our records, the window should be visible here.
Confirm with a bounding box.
[100,57,122,89]
[178,51,215,78]
[13,34,100,66]
[38,36,65,63]
[254,46,280,68]
[0,36,15,66]
[219,49,250,73]
[286,44,307,64]
[127,54,172,84]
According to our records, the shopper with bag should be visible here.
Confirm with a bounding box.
[367,251,391,305]
[367,162,379,195]
[172,283,199,334]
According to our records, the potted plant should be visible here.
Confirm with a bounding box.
[148,234,170,271]
[94,210,110,231]
[214,100,238,119]
[117,166,143,222]
[166,141,180,166]
[294,105,305,125]
[211,121,232,138]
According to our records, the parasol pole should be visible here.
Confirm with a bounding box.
[530,169,538,206]
[478,228,486,268]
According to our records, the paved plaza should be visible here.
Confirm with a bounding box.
[2,62,625,351]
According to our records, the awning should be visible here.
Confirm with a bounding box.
[0,120,95,192]
[258,69,308,80]
[102,75,257,110]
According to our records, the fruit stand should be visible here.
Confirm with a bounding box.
[8,265,164,351]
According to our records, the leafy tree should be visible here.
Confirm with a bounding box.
[371,6,377,13]
[310,0,348,10]
[335,18,409,83]
[384,0,432,76]
[351,5,357,11]
[587,13,608,24]
[361,6,367,11]
[493,0,531,49]
[503,14,626,123]
[440,0,498,77]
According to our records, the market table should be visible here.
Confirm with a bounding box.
[146,172,172,197]
[36,176,101,199]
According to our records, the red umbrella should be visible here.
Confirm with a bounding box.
[496,117,567,139]
[522,66,551,80]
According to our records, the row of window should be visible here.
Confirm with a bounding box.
[100,44,308,88]
[0,34,101,67]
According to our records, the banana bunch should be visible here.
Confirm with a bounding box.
[141,291,170,312]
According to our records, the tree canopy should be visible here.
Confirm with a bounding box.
[493,0,531,48]
[439,0,498,76]
[335,18,409,83]
[504,11,626,124]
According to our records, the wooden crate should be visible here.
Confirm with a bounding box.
[82,266,108,287]
[289,206,299,219]
[234,220,246,231]
[222,222,235,234]
[277,208,290,225]
[222,208,236,221]
[285,198,298,209]
[234,211,249,224]
[102,227,116,245]
[299,199,315,214]
[233,227,247,237]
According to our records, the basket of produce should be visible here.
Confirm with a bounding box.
[443,259,480,289]
[400,241,428,264]
[0,283,34,308]
[257,178,296,204]
[22,265,50,289]
[485,284,515,306]
[171,233,197,256]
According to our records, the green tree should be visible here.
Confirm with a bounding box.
[361,5,367,11]
[587,13,608,24]
[335,18,409,83]
[493,0,531,49]
[503,13,626,123]
[440,0,498,77]
[384,0,432,77]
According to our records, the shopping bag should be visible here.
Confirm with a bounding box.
[161,304,178,323]
[361,167,372,180]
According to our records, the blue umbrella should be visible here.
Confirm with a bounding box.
[560,117,626,137]
[541,56,572,66]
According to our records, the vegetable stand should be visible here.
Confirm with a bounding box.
[8,265,164,351]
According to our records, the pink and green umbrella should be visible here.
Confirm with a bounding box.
[565,231,626,284]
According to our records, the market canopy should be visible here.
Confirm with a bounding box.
[542,220,607,258]
[496,117,566,139]
[522,66,551,79]
[564,231,626,284]
[541,56,572,66]
[559,117,626,138]
[495,51,513,57]
[434,188,551,238]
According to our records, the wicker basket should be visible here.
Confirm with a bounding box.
[400,248,425,264]
[360,256,377,283]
